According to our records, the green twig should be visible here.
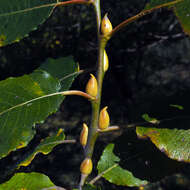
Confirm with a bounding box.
[78,0,110,188]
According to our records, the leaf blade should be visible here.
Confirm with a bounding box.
[0,56,78,159]
[97,144,148,187]
[136,127,190,162]
[0,70,63,158]
[0,0,57,46]
[19,129,65,167]
[39,56,80,91]
[0,172,55,190]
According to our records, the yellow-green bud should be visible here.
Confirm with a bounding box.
[80,123,88,147]
[101,14,113,35]
[104,50,109,72]
[85,74,98,97]
[99,106,110,130]
[80,158,93,175]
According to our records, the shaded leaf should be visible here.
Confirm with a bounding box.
[142,113,160,124]
[39,56,80,91]
[136,127,190,162]
[97,144,148,187]
[0,65,76,158]
[0,0,57,46]
[0,172,56,190]
[145,0,190,35]
[19,129,65,167]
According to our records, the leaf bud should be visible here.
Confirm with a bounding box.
[80,123,88,147]
[103,50,109,72]
[85,74,98,97]
[101,14,113,35]
[80,158,93,175]
[99,106,110,130]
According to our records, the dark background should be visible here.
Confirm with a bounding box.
[0,0,190,189]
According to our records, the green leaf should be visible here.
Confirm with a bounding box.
[0,0,57,46]
[136,127,190,162]
[19,129,65,167]
[0,68,75,159]
[145,0,190,35]
[142,113,160,124]
[97,144,148,187]
[0,172,56,190]
[170,104,184,110]
[39,56,80,91]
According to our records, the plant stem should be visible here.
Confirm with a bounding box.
[85,0,109,158]
[93,0,101,34]
[79,0,110,188]
[85,38,107,157]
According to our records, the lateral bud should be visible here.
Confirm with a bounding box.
[80,123,88,147]
[80,158,93,175]
[101,13,113,35]
[85,74,98,97]
[104,50,109,72]
[98,106,110,130]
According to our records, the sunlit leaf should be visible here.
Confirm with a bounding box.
[0,172,57,190]
[97,144,148,187]
[0,0,57,46]
[136,127,190,162]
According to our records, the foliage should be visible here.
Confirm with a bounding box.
[97,144,147,187]
[0,0,56,46]
[0,57,77,159]
[0,172,56,190]
[19,129,65,167]
[0,0,190,189]
[136,127,190,162]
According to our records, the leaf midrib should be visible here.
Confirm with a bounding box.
[0,2,57,17]
[0,91,63,117]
